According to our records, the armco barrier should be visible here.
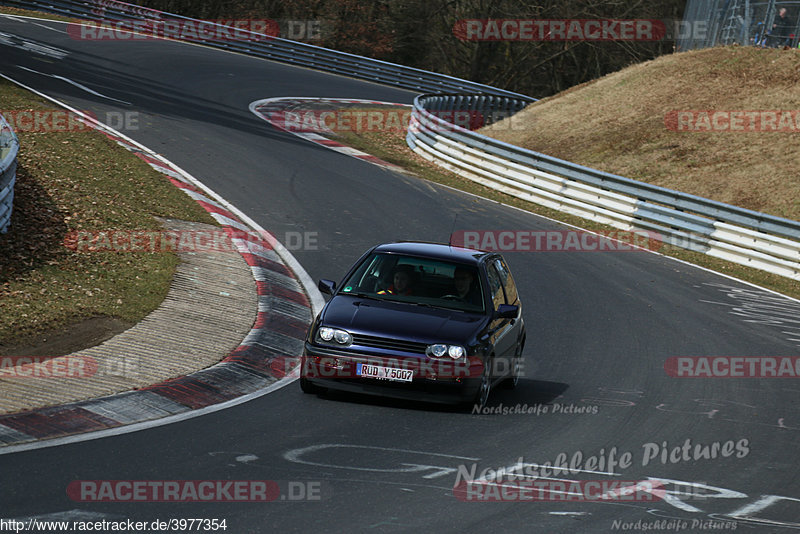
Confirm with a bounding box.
[0,112,18,234]
[0,0,533,100]
[407,94,800,281]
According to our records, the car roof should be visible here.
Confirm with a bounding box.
[372,242,491,265]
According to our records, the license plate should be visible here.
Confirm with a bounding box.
[356,363,414,382]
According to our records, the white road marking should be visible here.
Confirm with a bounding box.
[0,30,67,58]
[284,443,478,476]
[17,65,132,105]
[12,509,120,521]
[726,494,800,528]
[701,282,800,346]
[474,459,621,481]
[0,14,68,34]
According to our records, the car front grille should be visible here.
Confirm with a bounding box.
[350,334,428,354]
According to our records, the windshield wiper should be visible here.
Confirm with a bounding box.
[350,292,382,301]
[411,302,464,312]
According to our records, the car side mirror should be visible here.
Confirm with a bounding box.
[496,304,518,319]
[318,279,336,295]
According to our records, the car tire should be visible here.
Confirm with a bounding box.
[502,345,523,390]
[471,357,492,412]
[300,377,324,394]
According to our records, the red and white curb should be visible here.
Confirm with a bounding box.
[250,97,408,172]
[0,74,324,453]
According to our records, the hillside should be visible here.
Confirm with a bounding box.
[480,46,800,221]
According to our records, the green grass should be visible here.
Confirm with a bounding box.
[0,80,217,345]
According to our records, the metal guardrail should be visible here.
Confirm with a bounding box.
[0,113,18,234]
[0,0,533,100]
[408,94,800,280]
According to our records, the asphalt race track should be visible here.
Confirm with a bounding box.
[1,16,799,533]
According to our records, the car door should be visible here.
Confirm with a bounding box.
[494,256,524,362]
[486,258,517,379]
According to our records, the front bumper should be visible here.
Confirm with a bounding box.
[301,342,482,405]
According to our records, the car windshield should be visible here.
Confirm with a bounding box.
[338,252,485,313]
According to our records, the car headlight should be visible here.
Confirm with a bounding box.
[428,344,448,358]
[317,327,352,346]
[319,327,335,341]
[448,345,465,359]
[427,343,465,360]
[334,330,352,345]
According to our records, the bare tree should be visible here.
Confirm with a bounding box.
[134,0,686,96]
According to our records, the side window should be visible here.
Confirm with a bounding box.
[486,263,507,310]
[495,258,518,305]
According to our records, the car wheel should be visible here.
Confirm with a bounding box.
[502,345,522,390]
[473,358,492,411]
[300,377,324,394]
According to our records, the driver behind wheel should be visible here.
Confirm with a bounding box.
[378,264,416,295]
[447,266,482,305]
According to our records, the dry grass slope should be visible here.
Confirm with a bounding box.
[0,80,216,347]
[481,46,800,221]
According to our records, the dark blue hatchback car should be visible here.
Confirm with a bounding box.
[300,242,526,410]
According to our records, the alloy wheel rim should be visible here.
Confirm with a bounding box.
[478,366,491,408]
